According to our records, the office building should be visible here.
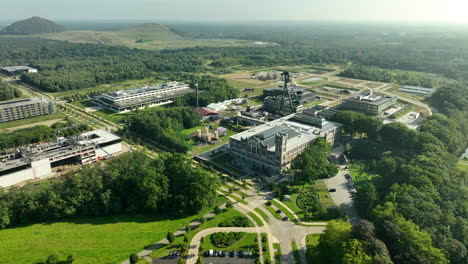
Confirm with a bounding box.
[342,92,397,115]
[0,98,55,123]
[94,81,192,113]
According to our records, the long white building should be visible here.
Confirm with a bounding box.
[94,81,192,113]
[0,130,122,187]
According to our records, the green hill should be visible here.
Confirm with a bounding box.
[0,17,65,35]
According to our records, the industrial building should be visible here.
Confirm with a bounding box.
[0,66,38,76]
[0,97,55,123]
[342,92,397,115]
[263,86,316,103]
[0,130,123,187]
[94,81,192,113]
[399,85,434,95]
[229,113,341,174]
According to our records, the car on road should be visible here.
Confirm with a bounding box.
[282,216,288,221]
[276,209,281,214]
[329,188,336,192]
[265,201,272,206]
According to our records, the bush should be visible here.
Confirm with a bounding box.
[296,192,321,211]
[129,253,139,264]
[210,232,245,247]
[46,254,59,264]
[218,216,251,227]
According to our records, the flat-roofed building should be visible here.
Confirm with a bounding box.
[0,66,38,76]
[0,97,55,123]
[263,86,316,104]
[399,85,434,95]
[229,114,341,174]
[0,130,123,187]
[342,92,397,115]
[94,81,193,113]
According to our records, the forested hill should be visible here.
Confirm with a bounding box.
[0,17,65,35]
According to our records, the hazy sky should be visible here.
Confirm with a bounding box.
[2,0,468,23]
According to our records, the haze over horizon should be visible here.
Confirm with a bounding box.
[2,0,468,23]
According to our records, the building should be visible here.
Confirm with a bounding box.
[206,103,226,112]
[399,85,434,96]
[342,92,397,115]
[94,82,192,113]
[0,98,55,123]
[0,130,123,187]
[0,66,38,76]
[196,107,220,120]
[229,114,341,174]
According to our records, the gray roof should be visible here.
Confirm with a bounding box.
[0,98,48,109]
[1,66,36,72]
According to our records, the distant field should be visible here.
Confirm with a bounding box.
[458,162,468,173]
[5,23,277,51]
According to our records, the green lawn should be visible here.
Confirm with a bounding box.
[0,196,228,264]
[270,200,297,222]
[264,205,282,220]
[273,243,282,264]
[292,242,301,264]
[0,112,66,131]
[200,233,258,252]
[458,162,468,173]
[0,215,199,264]
[247,212,264,227]
[349,162,380,184]
[218,189,248,205]
[211,153,246,176]
[261,233,270,263]
[254,208,269,223]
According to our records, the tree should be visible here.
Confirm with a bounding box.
[225,200,233,209]
[129,253,139,264]
[66,255,74,264]
[342,239,372,264]
[317,219,352,262]
[46,254,59,264]
[214,206,222,215]
[167,232,175,244]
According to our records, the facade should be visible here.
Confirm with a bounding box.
[399,85,434,95]
[0,98,55,123]
[229,114,341,174]
[0,66,38,76]
[342,92,397,115]
[0,130,123,187]
[94,82,192,113]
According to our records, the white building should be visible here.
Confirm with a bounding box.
[0,66,38,76]
[0,130,122,187]
[94,82,192,113]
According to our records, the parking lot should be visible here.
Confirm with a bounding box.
[203,256,256,264]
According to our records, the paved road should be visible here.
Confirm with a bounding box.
[324,166,360,225]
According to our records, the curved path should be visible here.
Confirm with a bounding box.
[187,227,262,264]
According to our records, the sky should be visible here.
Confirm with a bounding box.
[1,0,468,23]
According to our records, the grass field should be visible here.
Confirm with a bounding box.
[270,200,297,222]
[15,24,276,51]
[0,196,228,264]
[247,212,264,227]
[292,241,301,264]
[0,214,199,264]
[0,112,66,131]
[458,162,468,173]
[273,243,282,263]
[254,208,269,223]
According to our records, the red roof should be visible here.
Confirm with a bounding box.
[196,107,219,116]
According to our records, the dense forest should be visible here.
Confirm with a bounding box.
[0,17,65,35]
[318,83,468,264]
[0,152,219,229]
[339,65,446,88]
[0,82,22,101]
[0,121,89,151]
[126,107,201,153]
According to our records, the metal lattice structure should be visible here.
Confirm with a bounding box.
[279,72,302,115]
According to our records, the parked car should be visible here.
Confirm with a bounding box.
[229,251,236,257]
[219,251,226,257]
[329,188,337,192]
[345,174,352,179]
[265,201,272,206]
[282,216,288,221]
[276,209,281,214]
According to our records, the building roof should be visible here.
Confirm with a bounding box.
[0,98,48,109]
[206,103,225,111]
[196,107,218,116]
[344,92,396,106]
[0,66,36,72]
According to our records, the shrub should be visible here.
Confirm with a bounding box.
[218,216,251,227]
[210,232,245,247]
